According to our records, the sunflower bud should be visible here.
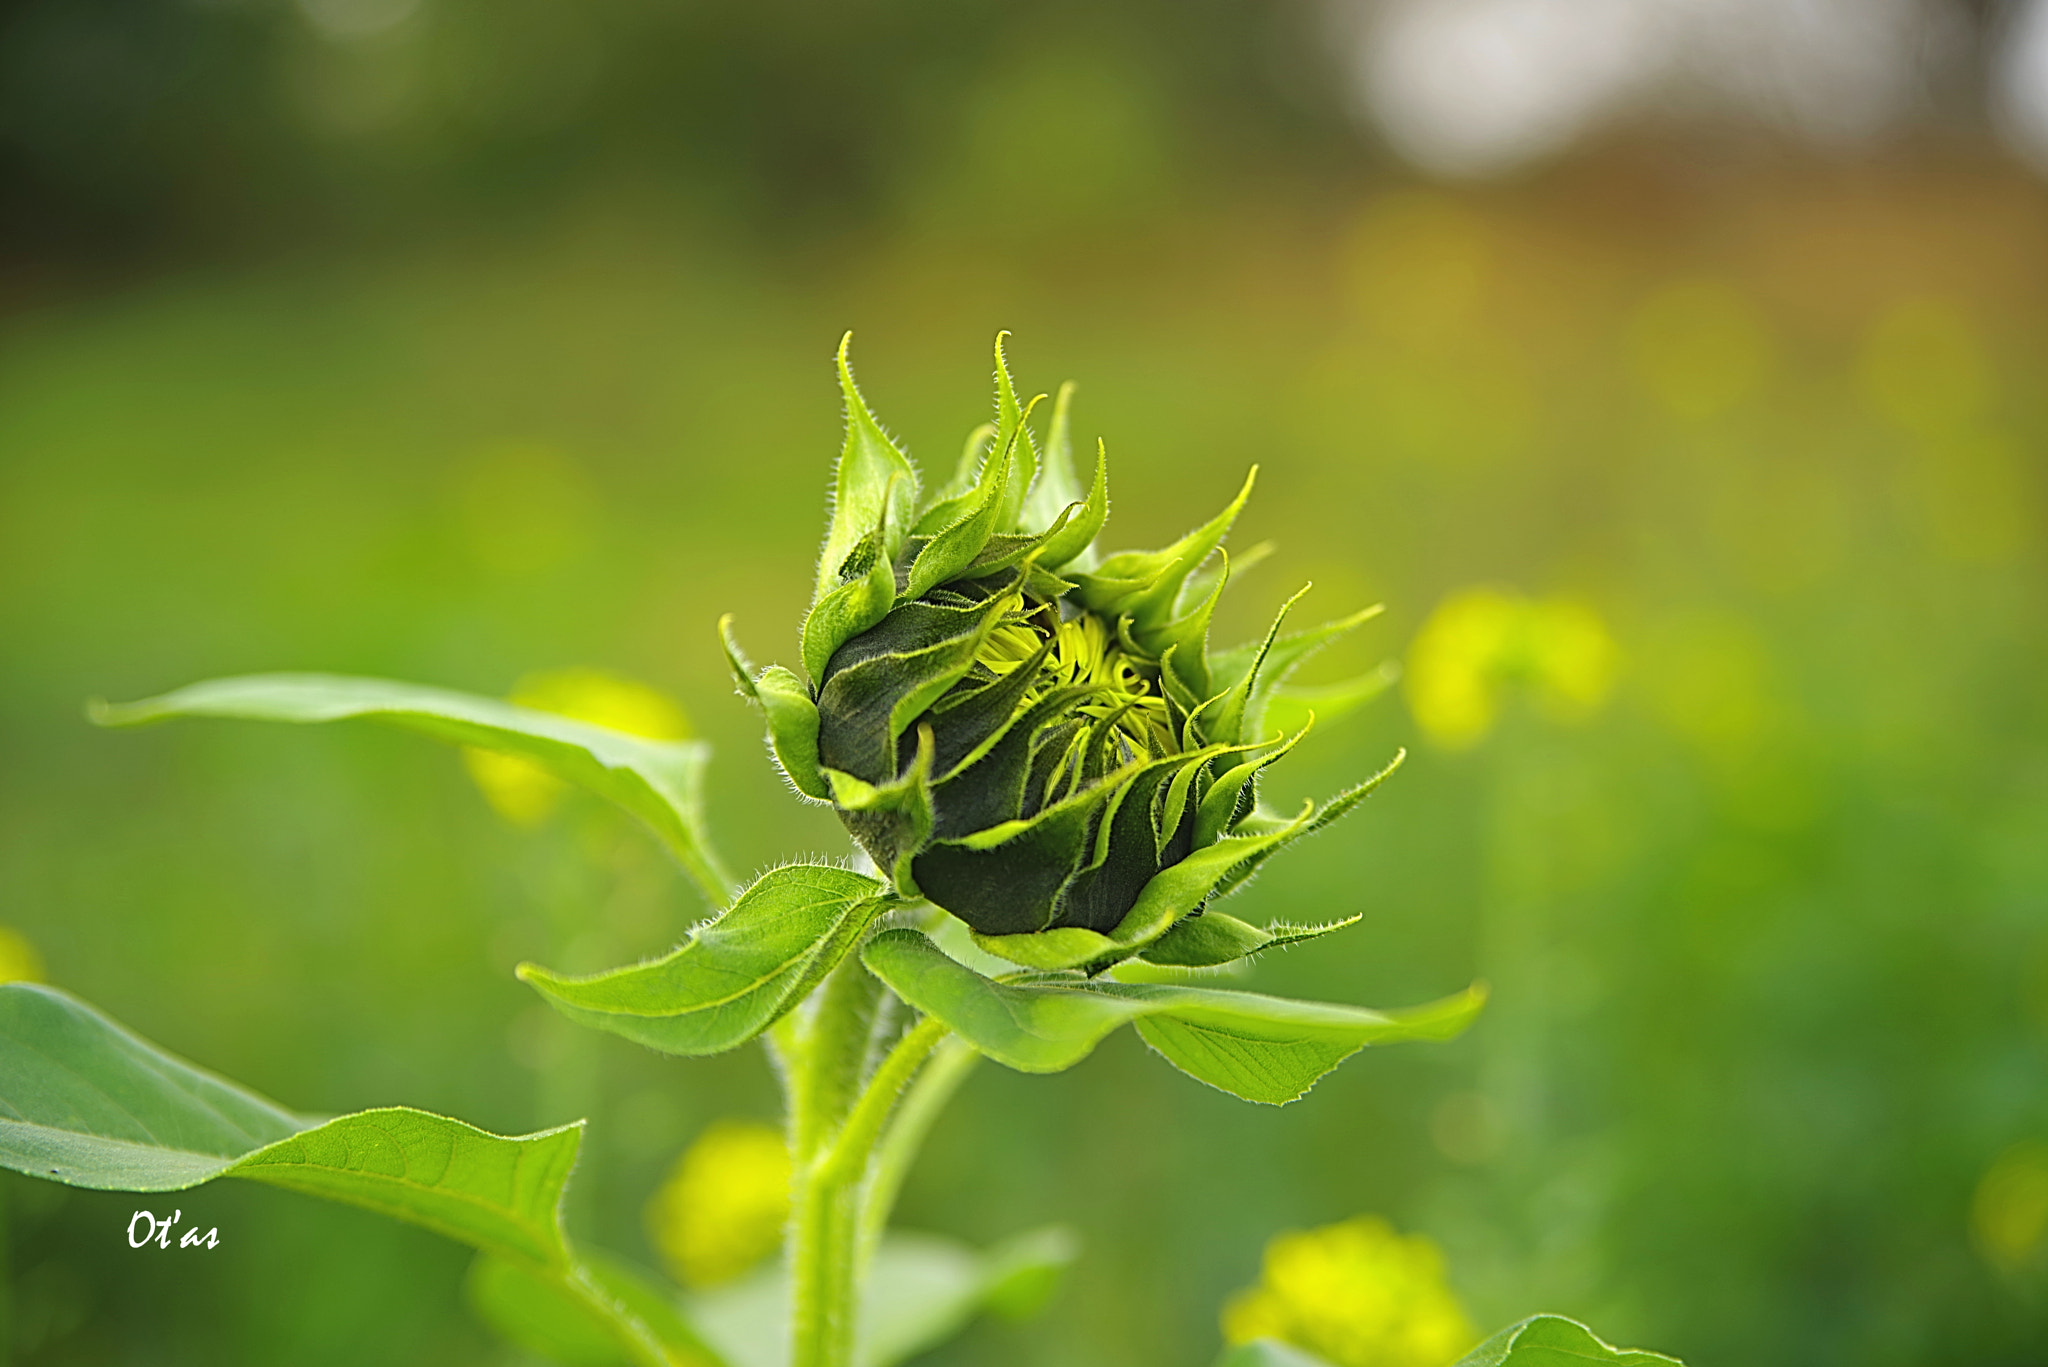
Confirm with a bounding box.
[724,334,1396,972]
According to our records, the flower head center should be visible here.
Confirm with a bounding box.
[975,604,1176,759]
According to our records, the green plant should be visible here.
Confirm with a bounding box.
[0,335,1678,1367]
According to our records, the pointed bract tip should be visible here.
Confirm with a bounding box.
[836,332,862,396]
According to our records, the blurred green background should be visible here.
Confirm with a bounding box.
[2,1,2046,1363]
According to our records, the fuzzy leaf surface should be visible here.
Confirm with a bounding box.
[863,930,1484,1103]
[233,1108,582,1269]
[1136,911,1360,968]
[519,865,887,1056]
[818,333,919,603]
[92,673,731,906]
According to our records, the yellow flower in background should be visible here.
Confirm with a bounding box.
[1222,1215,1476,1367]
[1405,587,1618,748]
[0,927,44,984]
[645,1119,790,1289]
[464,668,691,826]
[1972,1141,2048,1273]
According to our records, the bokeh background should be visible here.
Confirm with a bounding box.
[3,0,2047,1363]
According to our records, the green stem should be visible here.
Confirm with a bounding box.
[819,1016,948,1186]
[858,1036,979,1265]
[790,955,886,1162]
[784,964,965,1367]
[785,955,884,1367]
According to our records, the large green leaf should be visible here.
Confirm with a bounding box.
[686,1227,1077,1367]
[90,672,732,908]
[233,1108,582,1269]
[0,980,310,1190]
[863,930,1484,1104]
[0,982,686,1365]
[519,864,889,1056]
[0,983,578,1264]
[1456,1316,1683,1366]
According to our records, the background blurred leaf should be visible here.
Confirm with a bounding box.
[686,1227,1078,1367]
[91,673,731,906]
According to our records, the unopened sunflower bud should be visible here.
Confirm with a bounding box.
[726,334,1396,971]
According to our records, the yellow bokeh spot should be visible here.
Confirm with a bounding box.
[464,668,690,826]
[1973,1141,2048,1273]
[0,927,45,984]
[1857,297,1990,438]
[1627,278,1772,421]
[645,1119,790,1289]
[1405,588,1619,748]
[1221,1215,1477,1367]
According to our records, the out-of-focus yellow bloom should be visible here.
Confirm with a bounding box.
[1973,1141,2048,1273]
[1222,1215,1476,1367]
[464,668,690,826]
[1405,588,1618,748]
[645,1119,790,1289]
[0,927,45,984]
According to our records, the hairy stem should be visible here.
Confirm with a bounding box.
[858,1036,979,1265]
[785,962,966,1367]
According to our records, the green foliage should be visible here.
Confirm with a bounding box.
[0,981,310,1191]
[231,1109,583,1270]
[1454,1316,1684,1367]
[518,864,891,1056]
[0,983,690,1366]
[862,928,1484,1104]
[91,672,731,908]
